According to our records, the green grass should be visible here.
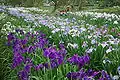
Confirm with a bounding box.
[0,12,34,80]
[91,7,120,15]
[0,6,120,80]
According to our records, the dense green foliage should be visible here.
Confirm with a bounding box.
[0,0,120,11]
[0,0,120,80]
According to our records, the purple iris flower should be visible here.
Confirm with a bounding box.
[67,54,90,69]
[43,48,50,57]
[42,63,49,69]
[58,48,67,57]
[58,43,67,57]
[43,47,56,58]
[18,64,32,80]
[36,38,48,49]
[28,45,36,53]
[13,40,28,54]
[43,45,66,69]
[50,61,59,68]
[49,47,57,53]
[24,58,32,64]
[24,64,32,72]
[67,54,80,64]
[82,77,92,80]
[99,70,111,80]
[59,43,65,49]
[7,33,15,43]
[18,58,33,80]
[83,54,90,64]
[12,39,20,46]
[11,53,24,68]
[34,64,44,70]
[18,70,29,80]
[21,39,28,45]
[66,69,86,80]
[34,63,49,70]
[66,72,79,80]
[66,69,100,80]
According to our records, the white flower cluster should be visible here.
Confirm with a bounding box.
[0,6,119,56]
[0,12,7,20]
[112,66,120,80]
[69,11,120,21]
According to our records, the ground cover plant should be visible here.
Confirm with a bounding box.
[0,3,120,80]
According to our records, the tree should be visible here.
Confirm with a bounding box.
[50,0,68,12]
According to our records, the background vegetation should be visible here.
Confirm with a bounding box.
[0,0,120,11]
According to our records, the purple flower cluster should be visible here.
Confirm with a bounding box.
[7,33,15,46]
[66,54,111,80]
[8,30,48,69]
[34,63,49,70]
[7,29,48,79]
[99,70,111,80]
[18,58,33,80]
[66,69,111,80]
[67,54,90,69]
[12,52,25,68]
[44,45,67,68]
[34,44,67,70]
[7,29,111,80]
[66,69,100,80]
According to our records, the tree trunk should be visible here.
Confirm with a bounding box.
[52,1,57,13]
[78,0,82,10]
